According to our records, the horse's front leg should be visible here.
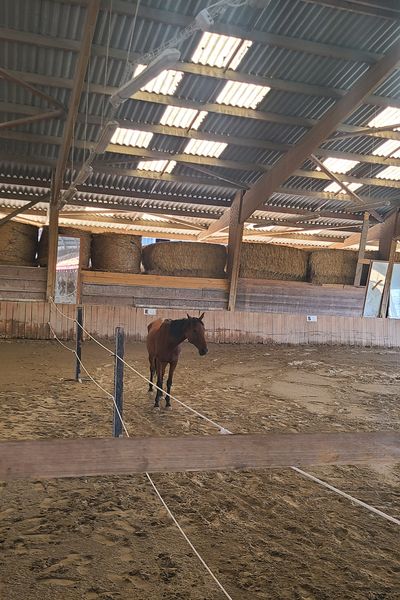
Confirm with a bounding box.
[165,361,177,409]
[154,361,166,409]
[148,357,155,392]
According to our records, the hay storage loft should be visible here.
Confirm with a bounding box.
[0,0,400,343]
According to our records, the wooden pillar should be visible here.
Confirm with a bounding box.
[46,200,59,300]
[354,212,369,286]
[227,191,244,311]
[379,209,400,317]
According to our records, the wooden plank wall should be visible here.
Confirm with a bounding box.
[236,279,365,316]
[1,301,400,347]
[82,271,365,316]
[0,266,46,301]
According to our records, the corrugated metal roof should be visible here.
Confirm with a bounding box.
[2,0,400,244]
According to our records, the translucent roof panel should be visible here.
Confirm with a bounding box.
[216,81,270,109]
[372,139,400,158]
[324,181,363,193]
[160,106,208,130]
[183,139,227,158]
[319,157,360,174]
[191,32,252,70]
[133,64,183,95]
[110,128,153,148]
[368,107,400,128]
[376,166,400,181]
[137,160,176,173]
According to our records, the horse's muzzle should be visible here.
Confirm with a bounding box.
[199,348,208,356]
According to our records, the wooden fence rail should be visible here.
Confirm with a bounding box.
[1,432,399,481]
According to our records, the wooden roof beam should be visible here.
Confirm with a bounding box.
[51,0,100,206]
[199,38,400,240]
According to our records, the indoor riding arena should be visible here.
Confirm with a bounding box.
[1,1,400,599]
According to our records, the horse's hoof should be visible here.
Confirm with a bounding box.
[165,405,172,410]
[153,405,160,411]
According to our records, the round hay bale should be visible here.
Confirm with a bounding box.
[38,226,91,267]
[91,233,141,273]
[142,241,227,278]
[239,243,308,281]
[0,221,38,266]
[308,249,357,285]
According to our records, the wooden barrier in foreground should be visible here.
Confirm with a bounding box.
[1,432,399,481]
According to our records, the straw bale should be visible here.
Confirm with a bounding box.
[142,241,226,278]
[239,243,308,281]
[91,233,141,273]
[0,221,38,266]
[309,249,358,285]
[38,226,91,267]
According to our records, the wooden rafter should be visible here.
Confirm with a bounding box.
[0,109,64,131]
[199,38,400,240]
[0,68,64,110]
[51,0,100,206]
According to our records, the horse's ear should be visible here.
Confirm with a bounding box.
[187,313,191,320]
[199,312,205,321]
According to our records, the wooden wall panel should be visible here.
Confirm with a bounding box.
[1,301,400,348]
[0,266,47,301]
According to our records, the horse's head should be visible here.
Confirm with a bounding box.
[186,313,208,356]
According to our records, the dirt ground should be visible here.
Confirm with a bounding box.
[0,338,399,600]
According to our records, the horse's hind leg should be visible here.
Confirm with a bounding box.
[148,357,155,392]
[154,361,166,409]
[165,361,177,409]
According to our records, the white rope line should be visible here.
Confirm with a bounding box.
[48,299,400,527]
[48,322,129,437]
[48,311,233,599]
[145,472,233,599]
[292,467,400,526]
[49,299,227,432]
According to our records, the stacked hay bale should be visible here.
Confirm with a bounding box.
[91,233,141,272]
[142,241,227,278]
[308,249,357,285]
[239,243,308,281]
[0,221,38,266]
[38,226,91,267]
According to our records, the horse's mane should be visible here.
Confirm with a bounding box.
[169,318,189,341]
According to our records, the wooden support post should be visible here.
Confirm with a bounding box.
[227,191,244,311]
[379,209,400,318]
[46,199,59,300]
[113,327,125,438]
[75,306,83,382]
[354,212,370,286]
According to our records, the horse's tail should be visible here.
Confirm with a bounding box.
[147,323,153,333]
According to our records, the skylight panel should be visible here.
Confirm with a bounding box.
[133,64,183,95]
[160,106,208,130]
[137,159,176,173]
[376,166,400,181]
[368,107,400,128]
[372,139,400,158]
[191,32,252,70]
[183,139,227,158]
[324,181,363,193]
[110,128,153,148]
[216,81,270,109]
[318,157,359,174]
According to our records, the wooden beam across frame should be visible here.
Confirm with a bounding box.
[51,0,100,206]
[200,36,400,239]
[1,431,399,481]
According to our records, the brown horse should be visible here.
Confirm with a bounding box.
[146,313,208,409]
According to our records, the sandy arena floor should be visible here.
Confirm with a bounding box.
[0,339,399,599]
